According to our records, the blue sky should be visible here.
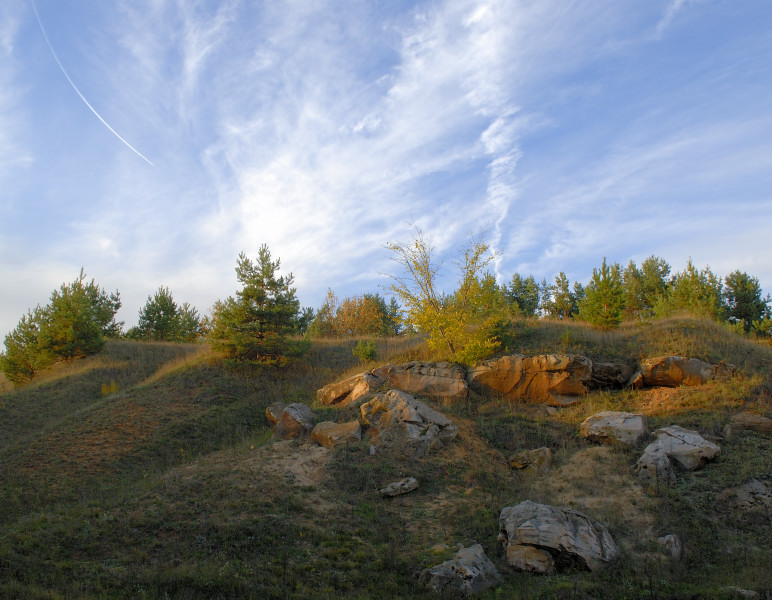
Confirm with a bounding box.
[2,0,771,339]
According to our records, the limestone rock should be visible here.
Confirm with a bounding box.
[641,356,724,387]
[657,534,684,561]
[419,544,501,596]
[635,442,677,488]
[316,372,384,407]
[723,587,760,599]
[378,477,419,498]
[468,354,592,407]
[371,361,469,401]
[580,411,647,446]
[651,425,720,471]
[310,420,362,449]
[727,412,772,437]
[273,403,315,440]
[498,500,620,573]
[508,447,552,474]
[359,390,457,459]
[717,479,772,515]
[589,360,636,389]
[265,401,285,426]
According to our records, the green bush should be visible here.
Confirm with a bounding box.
[352,339,377,363]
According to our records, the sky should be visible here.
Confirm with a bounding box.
[1,0,771,339]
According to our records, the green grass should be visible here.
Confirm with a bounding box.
[1,320,770,599]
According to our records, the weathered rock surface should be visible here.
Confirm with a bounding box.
[498,500,620,573]
[265,401,285,426]
[724,412,772,437]
[468,354,592,407]
[310,420,362,449]
[419,544,501,596]
[316,372,384,407]
[635,425,720,487]
[378,477,419,498]
[640,356,733,387]
[717,479,772,516]
[589,360,636,389]
[650,425,720,471]
[371,362,469,401]
[359,390,458,459]
[508,447,552,474]
[635,442,677,487]
[273,403,315,440]
[657,534,685,561]
[580,411,647,446]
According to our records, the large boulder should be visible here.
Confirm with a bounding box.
[273,403,315,440]
[580,411,647,447]
[316,372,384,407]
[310,421,362,449]
[498,500,620,573]
[379,477,419,498]
[371,362,469,401]
[717,479,772,516]
[359,390,458,459]
[650,425,720,471]
[418,544,501,596]
[467,354,592,407]
[640,356,732,387]
[589,360,636,389]
[635,425,720,487]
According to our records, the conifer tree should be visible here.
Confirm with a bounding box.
[579,258,625,329]
[209,246,302,364]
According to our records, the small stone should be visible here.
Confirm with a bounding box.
[378,477,419,498]
[508,447,552,474]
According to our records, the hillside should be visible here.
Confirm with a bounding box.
[0,318,770,599]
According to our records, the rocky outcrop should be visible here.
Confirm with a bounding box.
[418,544,501,596]
[272,403,315,440]
[310,420,362,449]
[589,360,636,389]
[316,372,384,407]
[635,425,720,487]
[580,411,647,446]
[371,362,469,401]
[359,390,458,459]
[379,477,419,498]
[498,500,620,573]
[468,354,592,407]
[508,447,552,474]
[641,356,735,387]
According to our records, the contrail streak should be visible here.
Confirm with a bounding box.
[29,0,154,166]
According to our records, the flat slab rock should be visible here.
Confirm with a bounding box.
[580,411,647,446]
[498,500,620,574]
[316,372,383,407]
[418,544,501,596]
[310,420,362,449]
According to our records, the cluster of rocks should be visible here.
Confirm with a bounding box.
[266,389,458,461]
[317,354,735,410]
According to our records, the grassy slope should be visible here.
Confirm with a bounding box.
[0,319,770,599]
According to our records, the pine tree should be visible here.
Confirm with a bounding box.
[209,246,302,364]
[579,258,625,329]
[723,270,770,331]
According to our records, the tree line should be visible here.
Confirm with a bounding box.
[2,235,770,384]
